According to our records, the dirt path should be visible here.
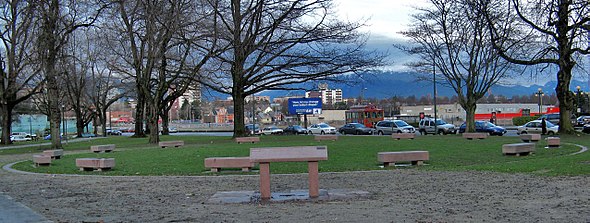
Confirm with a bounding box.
[1,154,589,222]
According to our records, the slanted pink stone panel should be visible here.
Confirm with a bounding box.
[250,146,328,163]
[378,151,429,166]
[462,133,488,140]
[235,137,260,144]
[90,144,115,153]
[76,158,115,171]
[42,149,63,159]
[520,134,541,142]
[546,137,560,147]
[391,133,415,140]
[204,157,254,172]
[158,141,184,148]
[314,135,338,142]
[33,155,52,166]
[502,143,535,156]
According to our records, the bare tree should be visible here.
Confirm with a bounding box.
[487,0,590,134]
[0,0,44,144]
[111,0,217,143]
[203,0,384,137]
[36,0,105,149]
[400,0,514,132]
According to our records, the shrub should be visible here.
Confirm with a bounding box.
[512,115,540,126]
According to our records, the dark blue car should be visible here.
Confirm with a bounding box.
[459,121,506,136]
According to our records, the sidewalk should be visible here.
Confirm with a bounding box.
[0,137,98,151]
[0,194,51,223]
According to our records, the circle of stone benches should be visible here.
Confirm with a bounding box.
[377,151,429,167]
[75,158,115,171]
[502,143,535,156]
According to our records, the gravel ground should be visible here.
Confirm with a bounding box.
[1,153,589,222]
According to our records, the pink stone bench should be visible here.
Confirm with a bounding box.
[250,146,328,200]
[520,134,541,142]
[33,155,52,167]
[75,158,115,171]
[314,135,338,142]
[546,137,560,148]
[235,137,260,144]
[378,151,429,167]
[462,133,488,140]
[42,149,63,159]
[502,143,535,156]
[159,140,184,148]
[90,144,115,153]
[204,157,254,172]
[391,133,415,140]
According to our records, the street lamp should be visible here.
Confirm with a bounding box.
[576,86,582,114]
[359,87,367,105]
[535,88,544,114]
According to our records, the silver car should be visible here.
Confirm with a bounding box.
[517,120,558,135]
[375,120,415,135]
[307,123,336,135]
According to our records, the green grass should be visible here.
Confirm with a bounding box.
[7,134,590,176]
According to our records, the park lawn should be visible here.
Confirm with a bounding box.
[9,134,590,176]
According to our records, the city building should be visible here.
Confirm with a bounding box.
[305,83,343,105]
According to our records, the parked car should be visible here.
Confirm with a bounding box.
[262,126,284,135]
[283,125,307,135]
[374,120,415,135]
[245,124,261,135]
[538,113,576,125]
[106,128,123,135]
[10,135,31,142]
[44,134,63,140]
[11,132,36,139]
[517,120,559,135]
[458,121,506,136]
[307,123,336,135]
[583,124,590,134]
[575,116,590,127]
[338,123,374,135]
[80,133,97,138]
[169,127,178,133]
[418,118,456,135]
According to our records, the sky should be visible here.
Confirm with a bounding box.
[334,0,589,87]
[335,0,429,40]
[334,0,430,72]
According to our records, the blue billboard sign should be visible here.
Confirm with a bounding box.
[288,98,322,115]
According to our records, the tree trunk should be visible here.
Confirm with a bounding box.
[464,102,477,133]
[233,92,247,137]
[100,109,108,137]
[0,105,13,145]
[555,64,575,134]
[146,104,159,144]
[75,110,84,137]
[133,95,145,137]
[161,110,169,135]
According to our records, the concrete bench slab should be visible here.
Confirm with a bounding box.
[520,134,541,142]
[33,155,52,167]
[314,135,338,142]
[378,151,429,167]
[204,157,254,172]
[75,158,115,171]
[159,140,184,148]
[502,143,535,156]
[462,133,488,140]
[90,144,115,153]
[391,133,415,140]
[250,146,328,200]
[546,137,560,148]
[42,149,63,159]
[235,137,260,144]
